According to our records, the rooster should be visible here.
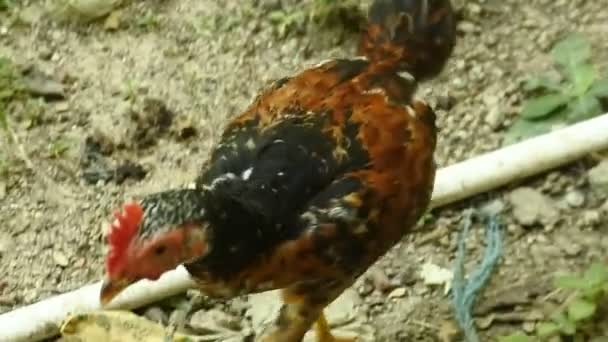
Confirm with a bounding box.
[99,0,456,341]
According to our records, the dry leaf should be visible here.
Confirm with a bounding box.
[60,310,194,342]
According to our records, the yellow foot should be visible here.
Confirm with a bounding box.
[315,313,357,342]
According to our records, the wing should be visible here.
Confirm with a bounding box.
[187,58,436,295]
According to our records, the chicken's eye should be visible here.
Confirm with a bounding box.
[154,245,167,255]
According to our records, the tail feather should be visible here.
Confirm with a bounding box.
[359,0,456,80]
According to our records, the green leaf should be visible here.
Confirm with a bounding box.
[537,322,560,337]
[551,312,577,335]
[566,94,602,122]
[268,10,286,23]
[504,119,550,145]
[567,298,596,321]
[520,93,570,119]
[551,33,591,68]
[570,63,596,95]
[589,78,608,98]
[499,332,535,342]
[555,274,589,290]
[503,110,568,145]
[524,76,562,92]
[0,108,7,131]
[582,286,604,301]
[584,262,608,285]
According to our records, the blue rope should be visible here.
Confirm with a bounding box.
[451,211,504,342]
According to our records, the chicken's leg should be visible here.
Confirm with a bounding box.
[258,279,357,342]
[315,312,356,342]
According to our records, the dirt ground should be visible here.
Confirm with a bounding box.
[1,0,607,341]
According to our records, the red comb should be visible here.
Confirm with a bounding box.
[105,202,143,275]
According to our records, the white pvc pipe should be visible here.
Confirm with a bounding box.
[1,113,608,342]
[431,113,608,208]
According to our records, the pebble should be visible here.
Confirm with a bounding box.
[554,235,582,257]
[508,187,559,227]
[458,21,478,33]
[23,70,65,100]
[387,287,407,299]
[485,107,504,130]
[588,160,608,195]
[602,200,608,214]
[564,190,585,208]
[0,181,6,200]
[0,233,13,255]
[582,210,601,227]
[522,322,536,333]
[52,250,69,267]
[55,102,70,113]
[38,47,54,60]
[480,199,506,216]
[143,306,168,325]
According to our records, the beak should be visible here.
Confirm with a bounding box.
[99,277,132,306]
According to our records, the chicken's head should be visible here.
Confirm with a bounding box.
[100,189,209,306]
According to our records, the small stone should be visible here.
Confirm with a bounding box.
[189,308,241,333]
[104,10,122,30]
[23,70,65,100]
[438,320,461,342]
[522,322,536,333]
[55,102,70,113]
[0,181,6,200]
[601,200,608,214]
[589,160,608,195]
[324,288,361,326]
[369,268,394,293]
[564,190,585,208]
[480,199,505,216]
[143,306,168,325]
[484,107,504,130]
[19,5,44,25]
[68,0,121,20]
[0,233,13,254]
[436,93,456,110]
[582,210,601,227]
[476,315,494,330]
[52,250,69,267]
[458,21,478,33]
[38,47,54,60]
[467,3,482,15]
[508,187,559,227]
[388,287,407,299]
[554,235,581,257]
[357,282,373,297]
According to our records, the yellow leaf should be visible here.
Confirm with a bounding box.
[60,310,188,342]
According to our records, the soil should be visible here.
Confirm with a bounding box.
[1,0,607,341]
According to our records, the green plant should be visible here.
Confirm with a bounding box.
[0,151,9,177]
[268,0,362,38]
[48,138,71,158]
[0,0,14,11]
[504,33,608,145]
[0,56,24,105]
[498,262,608,341]
[0,56,24,133]
[135,12,160,31]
